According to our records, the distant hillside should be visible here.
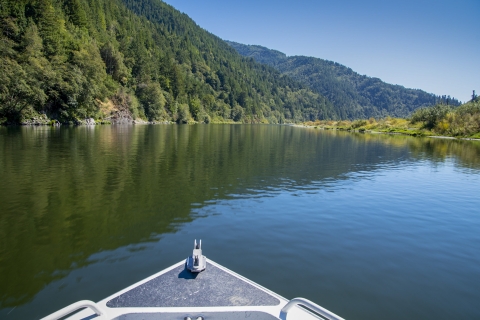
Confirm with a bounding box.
[227,41,460,119]
[0,0,337,125]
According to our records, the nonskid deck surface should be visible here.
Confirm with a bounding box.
[112,311,279,319]
[106,262,281,308]
[41,241,343,320]
[56,260,334,320]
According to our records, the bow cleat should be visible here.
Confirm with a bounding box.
[186,239,207,273]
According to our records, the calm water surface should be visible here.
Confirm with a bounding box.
[1,125,480,319]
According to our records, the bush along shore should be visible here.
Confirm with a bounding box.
[0,104,266,126]
[303,98,480,140]
[4,97,479,136]
[0,105,171,126]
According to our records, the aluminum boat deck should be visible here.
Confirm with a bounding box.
[41,259,344,320]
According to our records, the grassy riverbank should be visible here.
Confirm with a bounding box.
[304,99,480,140]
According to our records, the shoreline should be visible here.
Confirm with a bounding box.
[3,121,480,142]
[294,124,480,141]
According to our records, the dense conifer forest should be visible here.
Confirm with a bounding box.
[0,0,336,125]
[227,41,461,120]
[0,0,465,125]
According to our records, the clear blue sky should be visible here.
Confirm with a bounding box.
[163,0,479,102]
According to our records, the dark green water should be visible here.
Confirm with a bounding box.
[1,125,480,319]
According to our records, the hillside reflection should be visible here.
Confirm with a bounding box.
[0,125,479,308]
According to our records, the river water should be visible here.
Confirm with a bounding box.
[0,125,479,319]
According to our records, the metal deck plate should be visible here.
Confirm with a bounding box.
[106,263,281,308]
[112,311,279,319]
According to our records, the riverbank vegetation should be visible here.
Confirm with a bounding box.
[304,98,480,139]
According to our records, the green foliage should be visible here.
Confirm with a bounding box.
[351,119,368,129]
[410,104,451,129]
[433,100,480,137]
[64,0,88,29]
[100,43,129,84]
[70,40,114,116]
[177,103,191,124]
[231,105,244,122]
[0,57,47,121]
[33,0,67,57]
[136,82,166,121]
[188,97,202,121]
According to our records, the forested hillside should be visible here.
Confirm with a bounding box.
[0,0,337,125]
[227,41,460,120]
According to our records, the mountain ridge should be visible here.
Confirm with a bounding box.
[226,41,460,119]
